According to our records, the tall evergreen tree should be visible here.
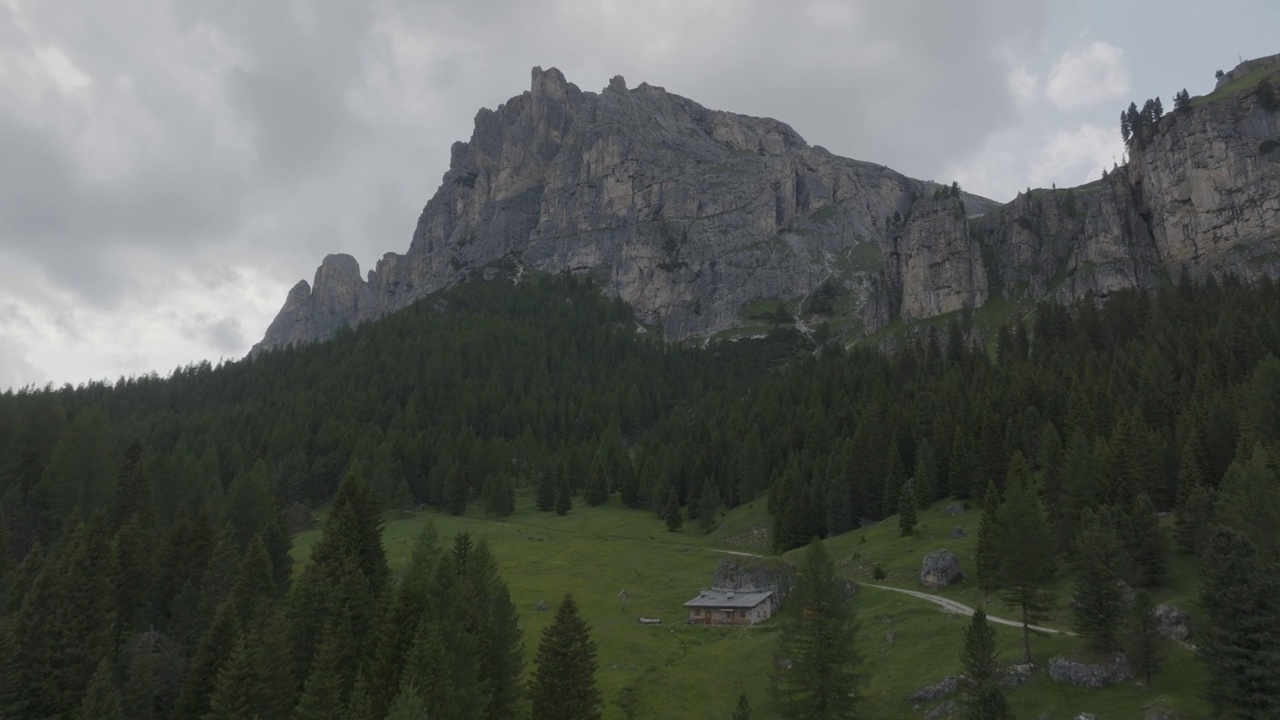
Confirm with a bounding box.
[584,462,609,507]
[732,692,752,720]
[555,469,574,516]
[957,609,1011,720]
[771,541,861,720]
[898,479,918,536]
[663,488,683,532]
[697,480,722,534]
[203,635,268,720]
[529,594,602,720]
[80,656,126,720]
[1199,527,1280,718]
[992,453,1055,664]
[1125,589,1162,689]
[535,469,556,512]
[1070,510,1129,653]
[975,478,1001,594]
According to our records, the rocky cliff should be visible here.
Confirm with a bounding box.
[255,58,1280,353]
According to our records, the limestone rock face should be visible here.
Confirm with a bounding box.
[253,66,993,353]
[254,57,1280,353]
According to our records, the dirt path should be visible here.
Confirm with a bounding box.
[860,583,1071,635]
[710,548,1071,635]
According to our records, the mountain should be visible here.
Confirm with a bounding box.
[253,55,1280,353]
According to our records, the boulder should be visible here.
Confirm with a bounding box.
[920,550,964,588]
[907,676,957,705]
[1153,604,1192,642]
[1048,654,1131,688]
[949,525,965,539]
[943,503,965,517]
[1000,663,1034,688]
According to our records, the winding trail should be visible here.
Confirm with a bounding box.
[860,583,1071,635]
[712,548,1072,636]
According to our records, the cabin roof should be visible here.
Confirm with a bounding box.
[682,588,773,609]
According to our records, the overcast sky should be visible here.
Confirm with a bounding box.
[1,0,1277,389]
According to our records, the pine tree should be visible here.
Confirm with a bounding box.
[444,462,470,516]
[310,464,389,594]
[584,464,608,506]
[384,688,431,720]
[663,488,683,532]
[1070,510,1129,653]
[697,481,721,534]
[80,657,126,720]
[203,635,267,720]
[535,470,555,512]
[898,479,918,536]
[975,478,1000,593]
[529,594,603,720]
[1199,527,1280,718]
[1123,493,1168,588]
[483,473,516,518]
[555,470,574,516]
[731,691,752,720]
[293,617,346,720]
[1125,589,1161,689]
[992,452,1055,664]
[617,457,640,508]
[771,541,860,720]
[957,609,1011,720]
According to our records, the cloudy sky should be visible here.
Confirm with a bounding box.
[1,0,1277,389]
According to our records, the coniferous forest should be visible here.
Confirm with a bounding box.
[2,271,1280,717]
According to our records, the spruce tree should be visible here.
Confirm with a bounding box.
[484,474,516,518]
[584,465,608,506]
[898,479,918,536]
[80,657,126,720]
[957,609,1011,720]
[384,688,431,720]
[293,617,346,720]
[771,541,860,720]
[1070,510,1129,653]
[992,452,1055,664]
[529,594,603,720]
[663,488,683,532]
[617,457,640,508]
[555,470,574,516]
[975,478,1001,593]
[203,635,267,720]
[1199,527,1280,718]
[697,481,722,534]
[731,692,752,720]
[1125,589,1161,689]
[535,470,555,512]
[1123,493,1168,588]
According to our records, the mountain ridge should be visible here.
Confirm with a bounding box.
[253,57,1280,353]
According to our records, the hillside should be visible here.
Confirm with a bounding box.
[3,269,1280,717]
[255,54,1280,353]
[288,496,1212,720]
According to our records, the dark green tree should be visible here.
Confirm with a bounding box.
[957,609,1011,720]
[1199,527,1280,718]
[203,635,267,720]
[483,473,516,518]
[584,464,608,506]
[697,480,722,534]
[1070,510,1129,653]
[898,479,918,536]
[535,470,556,512]
[555,470,574,516]
[80,657,126,720]
[975,478,1001,593]
[529,594,602,720]
[992,453,1055,664]
[771,541,860,720]
[732,691,752,720]
[663,489,683,532]
[1125,589,1162,689]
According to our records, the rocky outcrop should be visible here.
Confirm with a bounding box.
[1048,654,1131,688]
[1153,604,1192,642]
[255,56,1280,353]
[919,549,964,589]
[253,66,993,353]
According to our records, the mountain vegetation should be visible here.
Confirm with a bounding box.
[2,266,1280,716]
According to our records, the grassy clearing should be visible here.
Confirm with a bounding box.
[293,492,1211,719]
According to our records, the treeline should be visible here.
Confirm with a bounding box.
[0,274,765,555]
[3,270,1280,716]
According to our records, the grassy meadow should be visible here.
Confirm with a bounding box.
[292,492,1211,720]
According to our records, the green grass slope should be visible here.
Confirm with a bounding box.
[292,494,1211,720]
